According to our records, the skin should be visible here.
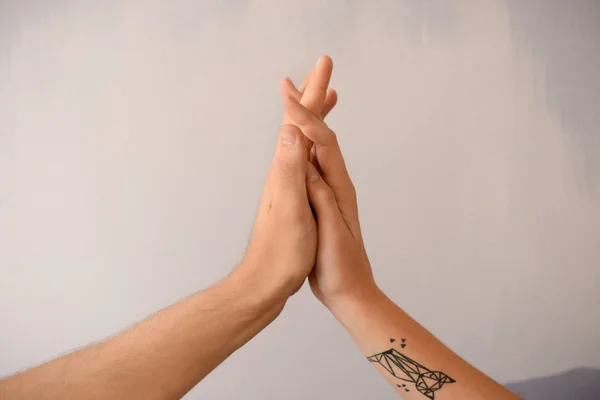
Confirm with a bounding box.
[281,75,521,400]
[0,56,521,400]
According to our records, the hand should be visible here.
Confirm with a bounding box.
[233,56,338,305]
[280,77,379,310]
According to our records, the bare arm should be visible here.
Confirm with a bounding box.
[0,271,284,400]
[328,288,519,400]
[0,57,338,400]
[280,76,521,400]
[0,117,314,399]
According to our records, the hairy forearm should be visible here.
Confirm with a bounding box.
[327,287,520,400]
[0,268,284,400]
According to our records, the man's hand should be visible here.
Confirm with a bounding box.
[236,122,316,301]
[0,57,341,400]
[234,55,338,305]
[279,77,378,310]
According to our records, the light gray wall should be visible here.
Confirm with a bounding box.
[1,1,599,398]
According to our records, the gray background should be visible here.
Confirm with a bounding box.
[1,1,599,398]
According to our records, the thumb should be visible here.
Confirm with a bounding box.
[271,124,308,199]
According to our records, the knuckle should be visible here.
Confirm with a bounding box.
[279,123,301,137]
[291,106,312,125]
[301,115,317,130]
[314,127,338,148]
[327,128,339,145]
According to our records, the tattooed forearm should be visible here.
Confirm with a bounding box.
[367,339,455,399]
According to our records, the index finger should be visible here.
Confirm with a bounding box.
[301,55,333,117]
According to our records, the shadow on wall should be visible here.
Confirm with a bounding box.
[505,0,600,190]
[505,368,600,400]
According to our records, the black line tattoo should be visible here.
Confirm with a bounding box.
[367,339,455,399]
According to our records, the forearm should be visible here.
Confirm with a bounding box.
[0,268,284,400]
[327,286,520,400]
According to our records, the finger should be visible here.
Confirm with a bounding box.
[282,77,304,126]
[301,55,333,117]
[306,162,345,229]
[321,88,338,120]
[271,124,308,205]
[309,146,319,170]
[285,77,302,102]
[280,78,337,146]
[280,79,359,233]
[298,67,314,93]
[282,79,310,151]
[283,56,333,151]
[280,78,312,152]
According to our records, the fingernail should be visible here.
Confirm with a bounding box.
[317,55,325,68]
[317,54,329,69]
[281,129,297,146]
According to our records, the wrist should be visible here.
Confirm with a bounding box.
[225,261,290,318]
[325,285,416,359]
[324,285,407,347]
[322,282,385,320]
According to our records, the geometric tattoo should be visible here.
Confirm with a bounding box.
[367,339,455,399]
